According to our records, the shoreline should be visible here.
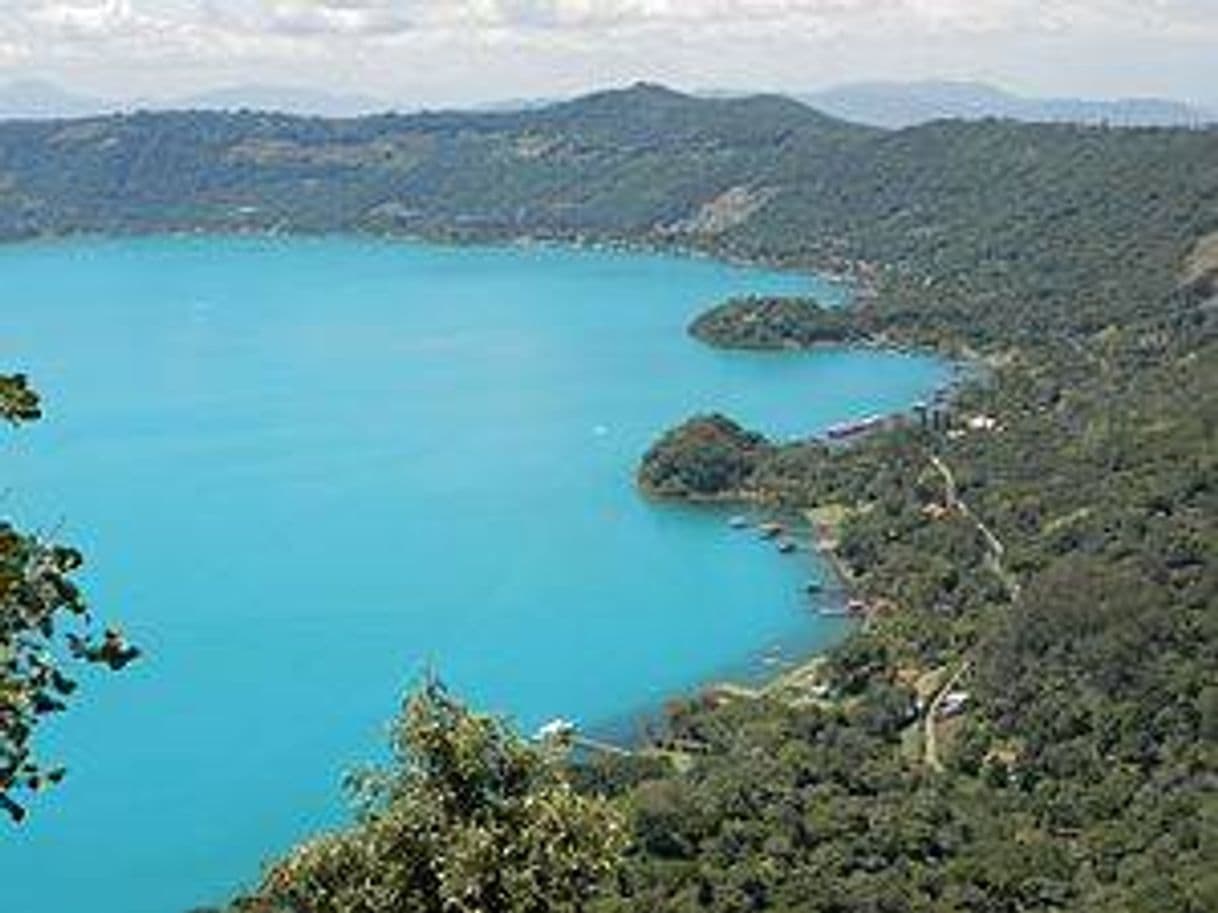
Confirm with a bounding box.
[3,225,965,753]
[0,222,859,294]
[2,227,975,371]
[625,359,973,744]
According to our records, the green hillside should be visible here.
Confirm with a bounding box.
[0,83,873,240]
[1,82,1214,345]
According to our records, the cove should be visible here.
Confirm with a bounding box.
[0,236,951,913]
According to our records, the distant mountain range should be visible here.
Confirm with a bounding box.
[799,80,1215,128]
[0,79,111,119]
[173,85,389,117]
[0,76,1213,128]
[0,78,390,119]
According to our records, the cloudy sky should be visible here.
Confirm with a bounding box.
[1,0,1216,106]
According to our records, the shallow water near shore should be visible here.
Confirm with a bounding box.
[0,236,950,912]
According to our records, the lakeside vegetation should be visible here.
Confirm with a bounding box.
[613,324,1217,912]
[615,90,1218,911]
[637,415,771,500]
[689,296,862,349]
[0,84,1214,912]
[233,681,624,913]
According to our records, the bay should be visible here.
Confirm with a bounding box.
[0,236,950,912]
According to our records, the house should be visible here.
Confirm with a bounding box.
[535,718,577,742]
[937,691,971,719]
[967,414,999,432]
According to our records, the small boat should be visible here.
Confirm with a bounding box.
[758,522,785,539]
[777,539,797,554]
[535,718,577,742]
[805,580,824,594]
[826,414,885,440]
[729,515,749,529]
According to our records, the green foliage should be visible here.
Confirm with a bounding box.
[1,374,138,823]
[0,373,41,424]
[240,680,626,913]
[0,85,873,243]
[689,296,862,349]
[637,414,770,498]
[728,120,1218,347]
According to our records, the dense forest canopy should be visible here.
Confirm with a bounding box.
[637,414,772,499]
[0,84,872,242]
[0,85,1214,911]
[0,85,1213,344]
[689,296,862,349]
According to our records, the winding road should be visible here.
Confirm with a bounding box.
[928,453,1021,600]
[923,660,973,773]
[918,451,1021,771]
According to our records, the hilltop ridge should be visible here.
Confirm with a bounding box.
[800,79,1214,128]
[0,82,1213,353]
[0,82,875,244]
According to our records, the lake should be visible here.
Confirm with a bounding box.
[0,236,950,912]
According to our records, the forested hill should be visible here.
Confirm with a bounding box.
[1,83,1215,344]
[0,83,874,241]
[736,120,1218,342]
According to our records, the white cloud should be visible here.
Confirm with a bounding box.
[30,0,134,35]
[8,0,1215,40]
[255,0,415,35]
[0,0,1213,104]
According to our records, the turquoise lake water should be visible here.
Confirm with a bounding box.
[0,237,950,912]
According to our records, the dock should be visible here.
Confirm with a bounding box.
[569,735,634,758]
[705,654,833,707]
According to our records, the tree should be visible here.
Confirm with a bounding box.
[240,680,627,913]
[1,374,139,822]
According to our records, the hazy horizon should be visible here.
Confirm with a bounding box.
[0,74,1212,118]
[0,1,1215,111]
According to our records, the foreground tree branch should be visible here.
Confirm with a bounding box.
[1,373,139,822]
